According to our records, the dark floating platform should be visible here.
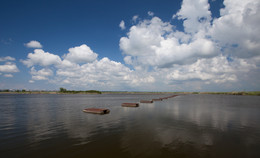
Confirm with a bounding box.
[140,100,153,103]
[121,103,139,107]
[83,108,110,114]
[152,98,162,101]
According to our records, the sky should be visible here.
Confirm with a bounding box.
[0,0,259,92]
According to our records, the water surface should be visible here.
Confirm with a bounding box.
[0,94,260,158]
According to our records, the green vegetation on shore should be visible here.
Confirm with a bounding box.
[0,89,56,94]
[58,87,101,94]
[198,91,260,96]
[0,88,102,94]
[101,91,181,94]
[101,91,260,96]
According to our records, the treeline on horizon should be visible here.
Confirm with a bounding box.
[59,87,102,94]
[0,88,102,94]
[0,89,27,92]
[192,91,260,96]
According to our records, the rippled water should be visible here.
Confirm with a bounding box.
[0,94,260,158]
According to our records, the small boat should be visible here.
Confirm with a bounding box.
[121,103,139,107]
[140,100,153,103]
[83,108,110,114]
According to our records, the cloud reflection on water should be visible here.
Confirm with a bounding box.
[1,94,260,157]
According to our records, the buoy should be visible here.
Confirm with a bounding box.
[83,108,110,114]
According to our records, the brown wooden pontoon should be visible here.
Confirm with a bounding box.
[83,108,110,114]
[140,100,153,103]
[121,103,139,107]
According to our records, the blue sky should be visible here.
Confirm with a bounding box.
[0,0,259,91]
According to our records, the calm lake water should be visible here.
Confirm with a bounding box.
[0,94,260,158]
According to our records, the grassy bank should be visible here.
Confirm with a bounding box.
[103,91,260,96]
[58,90,102,94]
[0,89,102,94]
[196,91,260,96]
[0,91,57,94]
[101,91,182,94]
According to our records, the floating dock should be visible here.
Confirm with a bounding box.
[152,98,162,101]
[83,108,110,114]
[121,103,139,107]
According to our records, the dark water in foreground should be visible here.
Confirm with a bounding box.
[0,94,260,158]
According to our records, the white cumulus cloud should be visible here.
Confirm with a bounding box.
[19,0,260,91]
[30,67,53,81]
[210,0,260,58]
[0,62,19,73]
[0,56,19,77]
[63,44,98,64]
[0,56,15,62]
[21,49,62,67]
[120,16,216,68]
[132,15,139,22]
[120,0,260,69]
[22,44,155,90]
[25,40,43,48]
[55,57,155,90]
[166,55,256,83]
[119,20,126,30]
[117,0,260,91]
[175,0,212,34]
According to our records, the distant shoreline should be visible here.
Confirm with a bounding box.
[0,91,259,96]
[195,91,260,96]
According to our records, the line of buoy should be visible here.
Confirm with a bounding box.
[83,95,179,114]
[159,95,178,100]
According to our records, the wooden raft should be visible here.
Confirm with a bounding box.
[83,108,110,114]
[121,103,139,107]
[140,100,153,103]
